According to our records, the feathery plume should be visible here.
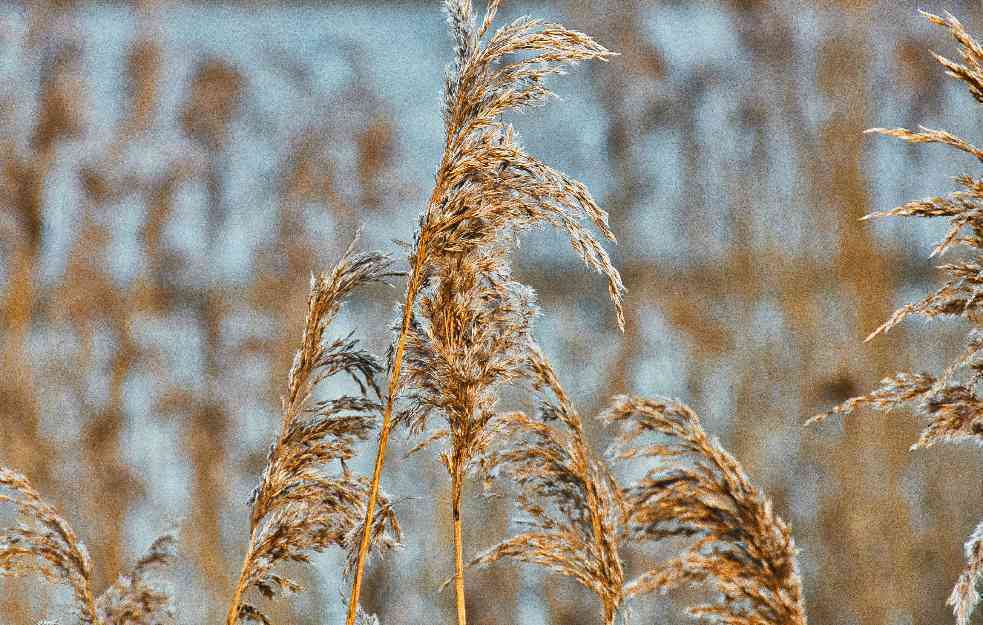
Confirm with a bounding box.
[226,239,401,625]
[811,15,983,621]
[0,468,100,624]
[95,532,177,625]
[1,469,177,625]
[472,343,625,625]
[950,521,983,625]
[354,604,383,625]
[604,396,806,625]
[396,246,538,623]
[347,2,622,624]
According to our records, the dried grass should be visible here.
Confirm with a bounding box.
[2,2,813,625]
[226,239,402,625]
[605,397,805,625]
[474,346,806,625]
[473,343,626,625]
[346,2,624,623]
[0,469,176,625]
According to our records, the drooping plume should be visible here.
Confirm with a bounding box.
[473,343,625,625]
[606,396,807,625]
[227,239,401,625]
[0,469,177,625]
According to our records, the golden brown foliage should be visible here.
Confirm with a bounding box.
[474,343,625,625]
[1,3,816,625]
[347,2,624,623]
[607,397,805,625]
[475,347,806,625]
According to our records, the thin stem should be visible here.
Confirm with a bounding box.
[345,236,430,625]
[451,463,467,625]
[603,604,615,625]
[80,577,99,625]
[344,416,394,625]
[345,89,464,624]
[226,526,258,625]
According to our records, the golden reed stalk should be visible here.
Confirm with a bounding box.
[346,234,430,625]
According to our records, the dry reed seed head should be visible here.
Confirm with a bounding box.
[95,532,177,625]
[472,345,626,624]
[807,372,935,427]
[419,0,624,333]
[354,3,619,622]
[287,242,400,407]
[950,521,983,625]
[397,248,539,475]
[473,411,626,619]
[921,10,983,103]
[354,604,382,625]
[393,0,624,497]
[866,126,983,163]
[229,241,401,625]
[0,467,99,625]
[522,340,583,434]
[812,11,983,449]
[603,396,806,625]
[519,343,626,518]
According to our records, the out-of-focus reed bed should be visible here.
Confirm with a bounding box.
[2,1,982,625]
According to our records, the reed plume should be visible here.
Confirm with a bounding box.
[0,469,176,625]
[472,342,625,625]
[606,396,806,625]
[809,11,983,625]
[95,533,177,625]
[346,2,623,623]
[399,246,537,625]
[476,345,806,625]
[226,239,401,625]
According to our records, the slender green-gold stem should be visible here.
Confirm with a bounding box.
[345,235,430,625]
[451,461,467,625]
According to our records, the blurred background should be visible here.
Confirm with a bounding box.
[2,1,982,624]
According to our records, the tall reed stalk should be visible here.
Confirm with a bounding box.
[226,240,400,625]
[346,1,623,623]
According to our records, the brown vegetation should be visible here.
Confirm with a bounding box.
[2,2,980,625]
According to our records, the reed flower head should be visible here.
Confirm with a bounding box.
[345,4,625,623]
[0,468,99,624]
[227,239,402,625]
[472,343,625,625]
[96,532,177,625]
[0,469,176,625]
[475,343,807,625]
[409,0,624,335]
[605,396,806,625]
